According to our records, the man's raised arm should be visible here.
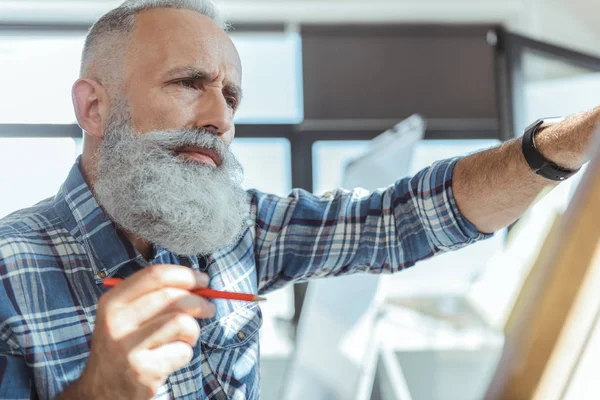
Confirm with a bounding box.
[454,106,600,233]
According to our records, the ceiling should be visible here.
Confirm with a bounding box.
[0,0,526,24]
[0,0,598,56]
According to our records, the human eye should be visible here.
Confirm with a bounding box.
[174,78,199,89]
[225,96,239,110]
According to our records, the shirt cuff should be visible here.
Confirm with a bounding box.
[416,157,494,251]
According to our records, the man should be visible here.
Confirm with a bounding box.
[0,0,597,399]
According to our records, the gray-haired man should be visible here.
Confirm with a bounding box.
[0,1,598,399]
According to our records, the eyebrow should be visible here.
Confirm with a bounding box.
[165,66,243,102]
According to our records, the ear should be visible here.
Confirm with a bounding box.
[72,78,110,138]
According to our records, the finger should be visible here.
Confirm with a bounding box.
[128,312,201,351]
[146,341,195,376]
[104,264,209,303]
[129,342,194,384]
[126,288,216,326]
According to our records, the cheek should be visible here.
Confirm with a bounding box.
[129,92,192,133]
[224,127,235,146]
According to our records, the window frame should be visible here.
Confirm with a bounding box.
[492,28,600,140]
[2,25,600,190]
[0,23,523,193]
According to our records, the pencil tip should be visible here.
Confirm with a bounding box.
[254,296,267,302]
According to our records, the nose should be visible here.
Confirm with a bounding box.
[195,88,234,136]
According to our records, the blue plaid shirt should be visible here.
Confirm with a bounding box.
[0,157,488,399]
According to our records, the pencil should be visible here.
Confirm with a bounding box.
[103,277,266,302]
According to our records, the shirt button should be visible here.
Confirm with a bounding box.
[97,271,107,279]
[237,331,246,341]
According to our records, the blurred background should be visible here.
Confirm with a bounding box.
[1,0,599,399]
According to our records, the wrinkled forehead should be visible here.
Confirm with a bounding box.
[126,8,242,85]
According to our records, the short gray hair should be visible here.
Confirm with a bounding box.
[80,0,226,88]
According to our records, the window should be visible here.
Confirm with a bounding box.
[230,138,292,196]
[312,140,370,195]
[0,31,304,125]
[522,50,600,125]
[0,138,80,218]
[0,34,85,124]
[409,139,499,173]
[230,31,304,124]
[312,139,500,196]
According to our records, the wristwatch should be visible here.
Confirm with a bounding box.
[521,117,581,181]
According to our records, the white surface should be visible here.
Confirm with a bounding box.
[342,116,425,191]
[525,72,600,126]
[231,138,293,197]
[0,35,83,124]
[369,309,504,400]
[312,141,370,196]
[378,347,413,400]
[259,315,294,358]
[0,1,524,24]
[284,273,383,400]
[562,307,600,400]
[230,32,303,124]
[0,138,79,218]
[314,139,500,199]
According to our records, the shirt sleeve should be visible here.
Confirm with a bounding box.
[0,242,36,400]
[250,157,493,294]
[0,354,35,400]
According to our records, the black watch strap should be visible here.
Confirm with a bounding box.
[522,118,580,181]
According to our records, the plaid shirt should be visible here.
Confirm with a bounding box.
[0,157,488,400]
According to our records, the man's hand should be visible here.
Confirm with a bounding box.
[536,106,600,170]
[60,265,216,400]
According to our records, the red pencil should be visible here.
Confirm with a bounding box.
[103,277,266,302]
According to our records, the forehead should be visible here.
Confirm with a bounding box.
[128,8,241,83]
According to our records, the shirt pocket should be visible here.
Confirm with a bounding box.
[200,302,262,399]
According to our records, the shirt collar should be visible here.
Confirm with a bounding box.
[54,157,146,285]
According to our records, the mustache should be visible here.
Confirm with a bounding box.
[138,128,228,161]
[95,120,249,256]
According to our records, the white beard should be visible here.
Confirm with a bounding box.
[93,104,249,256]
